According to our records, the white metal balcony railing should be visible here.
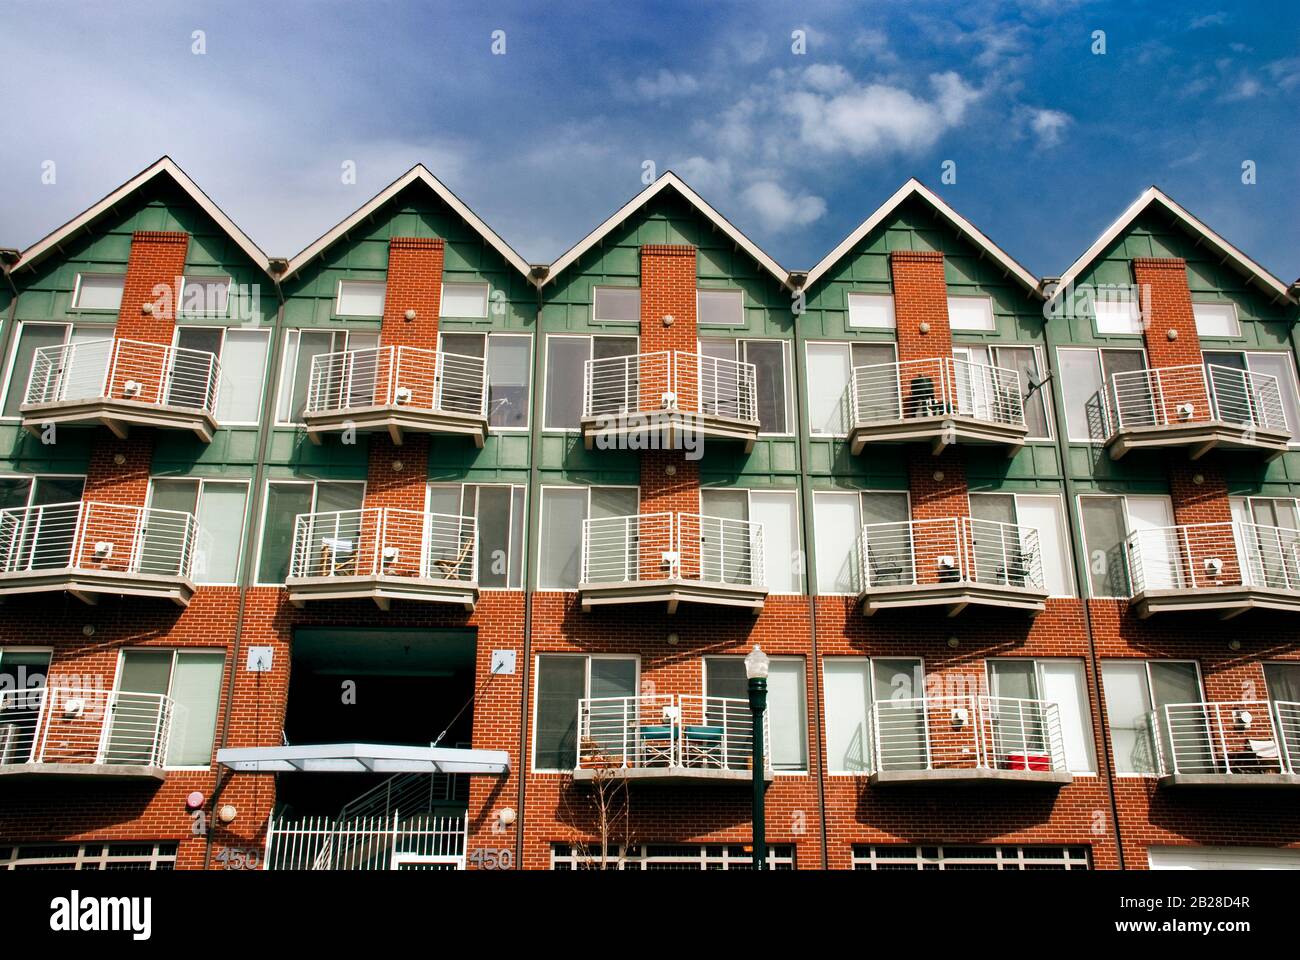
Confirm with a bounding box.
[25,338,221,416]
[577,694,770,775]
[1146,700,1300,778]
[858,517,1045,591]
[0,686,176,769]
[288,508,477,583]
[1108,364,1288,435]
[870,695,1067,775]
[305,346,487,418]
[1126,521,1300,596]
[580,512,764,587]
[850,357,1025,428]
[264,813,467,870]
[0,501,201,580]
[582,351,758,424]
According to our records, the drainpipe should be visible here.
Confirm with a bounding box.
[1037,278,1126,870]
[0,251,23,400]
[204,259,288,869]
[787,270,830,869]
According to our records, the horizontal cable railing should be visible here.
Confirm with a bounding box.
[0,501,200,579]
[870,695,1066,774]
[850,357,1024,428]
[1149,700,1300,777]
[264,813,467,870]
[1126,520,1300,595]
[288,507,477,584]
[25,338,221,416]
[0,686,176,768]
[580,512,765,588]
[582,351,758,423]
[1108,363,1288,435]
[858,516,1044,592]
[576,694,770,774]
[306,346,487,419]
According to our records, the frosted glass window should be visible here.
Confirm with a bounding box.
[1093,297,1142,334]
[750,490,801,593]
[698,289,744,326]
[215,329,269,423]
[767,659,807,771]
[1101,662,1156,774]
[166,652,225,766]
[592,287,640,323]
[336,280,386,317]
[486,335,530,428]
[813,493,861,594]
[180,277,230,316]
[1012,495,1074,597]
[947,296,995,331]
[72,274,124,311]
[194,483,249,584]
[1193,302,1240,338]
[806,342,852,435]
[540,488,587,589]
[544,338,589,430]
[441,282,489,318]
[1039,660,1095,773]
[846,293,895,330]
[824,659,871,773]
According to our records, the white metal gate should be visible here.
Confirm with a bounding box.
[263,813,467,871]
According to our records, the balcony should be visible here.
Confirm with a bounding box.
[579,512,766,614]
[581,351,760,453]
[303,346,488,446]
[858,517,1048,617]
[574,694,771,785]
[868,695,1071,786]
[0,501,200,605]
[1126,521,1300,619]
[849,357,1027,455]
[285,507,478,610]
[0,686,176,780]
[21,338,221,442]
[1146,700,1300,788]
[1104,364,1290,460]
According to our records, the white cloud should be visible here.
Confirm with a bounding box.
[632,69,700,101]
[802,63,852,93]
[741,180,827,230]
[1021,107,1073,149]
[1189,12,1229,29]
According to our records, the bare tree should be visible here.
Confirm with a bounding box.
[560,736,634,869]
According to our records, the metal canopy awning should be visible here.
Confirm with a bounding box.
[216,743,509,775]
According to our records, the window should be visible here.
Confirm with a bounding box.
[1203,350,1300,438]
[701,488,801,592]
[538,485,638,589]
[705,656,807,771]
[1092,294,1143,335]
[0,647,51,690]
[276,329,378,423]
[1057,347,1145,441]
[148,479,249,584]
[543,335,636,430]
[846,293,895,330]
[0,841,178,871]
[70,274,124,311]
[441,282,489,319]
[173,326,270,423]
[969,493,1073,596]
[114,649,225,767]
[823,657,922,774]
[257,481,364,584]
[552,843,795,870]
[178,276,231,317]
[1229,498,1300,588]
[1078,495,1173,598]
[1101,660,1202,774]
[533,655,637,770]
[697,289,744,326]
[335,280,386,317]
[1193,302,1241,338]
[813,490,908,593]
[0,475,87,569]
[3,321,115,417]
[438,332,531,429]
[852,845,1089,870]
[1265,662,1300,704]
[953,344,1051,439]
[806,341,897,435]
[987,659,1095,772]
[699,339,791,433]
[592,286,640,324]
[429,484,526,588]
[946,296,995,332]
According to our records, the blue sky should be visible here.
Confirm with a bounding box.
[2,0,1298,280]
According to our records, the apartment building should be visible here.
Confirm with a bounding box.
[0,158,1297,871]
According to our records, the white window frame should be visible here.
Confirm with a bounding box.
[253,478,366,584]
[334,279,387,317]
[696,288,745,328]
[177,275,232,319]
[851,845,1090,870]
[69,272,125,312]
[551,842,795,870]
[541,333,639,434]
[985,657,1096,774]
[1091,294,1144,336]
[591,285,641,325]
[146,477,251,587]
[1101,658,1204,778]
[946,295,996,332]
[110,647,228,771]
[1055,345,1149,443]
[437,331,533,432]
[1,320,116,422]
[1075,493,1175,600]
[0,841,179,871]
[813,488,912,595]
[440,281,490,319]
[846,292,896,330]
[530,652,640,773]
[700,486,802,594]
[821,655,925,776]
[967,491,1075,597]
[537,483,642,591]
[1192,301,1241,338]
[1203,349,1300,445]
[703,654,808,774]
[698,337,794,437]
[275,328,379,426]
[427,482,527,590]
[954,343,1055,441]
[806,339,900,439]
[0,472,88,510]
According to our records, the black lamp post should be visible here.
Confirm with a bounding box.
[744,643,770,870]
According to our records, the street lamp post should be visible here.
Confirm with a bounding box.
[744,644,770,870]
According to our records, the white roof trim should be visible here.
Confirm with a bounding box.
[542,171,788,288]
[14,157,271,276]
[802,178,1040,295]
[1050,186,1293,305]
[282,165,531,281]
[216,742,510,775]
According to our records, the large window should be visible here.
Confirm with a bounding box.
[335,280,386,317]
[705,655,806,771]
[3,321,115,417]
[946,296,995,332]
[846,293,895,330]
[0,475,87,569]
[699,338,791,434]
[1057,347,1145,441]
[701,487,801,592]
[440,282,489,319]
[428,483,526,588]
[987,658,1095,773]
[276,329,378,423]
[969,493,1074,596]
[806,341,897,435]
[70,273,125,312]
[823,657,922,774]
[438,332,531,429]
[953,344,1051,439]
[544,335,636,430]
[697,289,744,327]
[1101,660,1202,774]
[148,479,249,584]
[173,326,270,423]
[1092,293,1142,335]
[533,655,637,771]
[1203,350,1300,439]
[113,649,225,768]
[538,485,638,589]
[813,490,908,594]
[178,276,231,318]
[1,841,178,871]
[257,481,365,583]
[592,286,640,324]
[1078,495,1173,598]
[1193,302,1240,338]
